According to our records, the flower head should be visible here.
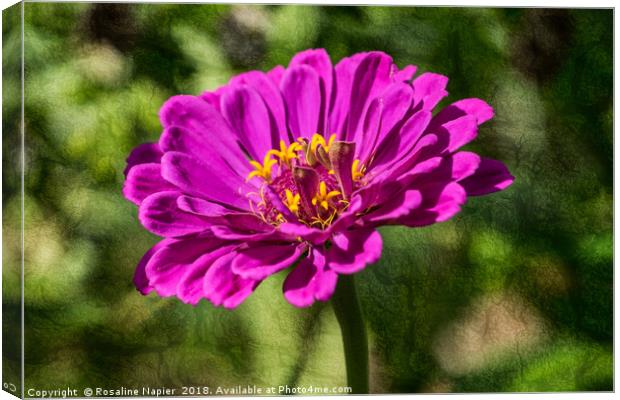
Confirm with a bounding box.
[123,49,514,309]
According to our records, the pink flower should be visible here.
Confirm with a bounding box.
[123,49,514,309]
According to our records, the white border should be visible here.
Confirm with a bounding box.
[0,1,615,400]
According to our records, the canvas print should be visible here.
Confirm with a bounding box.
[2,3,613,397]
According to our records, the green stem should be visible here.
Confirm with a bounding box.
[331,274,369,394]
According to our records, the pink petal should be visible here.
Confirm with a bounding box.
[277,222,332,245]
[139,191,211,237]
[327,229,383,274]
[412,72,449,111]
[198,90,222,112]
[159,125,249,178]
[433,98,494,127]
[366,135,440,189]
[230,70,288,142]
[160,151,250,210]
[451,151,482,181]
[345,52,394,142]
[364,189,423,225]
[222,213,275,232]
[460,157,515,196]
[221,84,277,159]
[393,64,417,81]
[401,182,467,227]
[159,95,249,173]
[395,156,444,186]
[231,242,305,280]
[176,195,231,217]
[289,48,333,133]
[267,65,285,85]
[441,114,478,153]
[203,252,260,309]
[281,64,321,138]
[330,53,365,137]
[370,109,432,172]
[400,152,481,187]
[283,247,338,307]
[134,239,174,295]
[144,232,226,297]
[359,82,414,161]
[124,142,162,176]
[176,244,238,305]
[210,225,281,242]
[123,163,175,205]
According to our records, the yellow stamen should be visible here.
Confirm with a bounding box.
[310,133,337,154]
[311,181,341,210]
[268,140,301,166]
[284,189,301,214]
[247,153,277,181]
[351,159,366,182]
[310,207,338,229]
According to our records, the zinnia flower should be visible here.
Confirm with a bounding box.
[123,49,514,309]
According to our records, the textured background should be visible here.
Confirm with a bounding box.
[3,4,613,394]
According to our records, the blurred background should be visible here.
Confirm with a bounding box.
[2,3,613,394]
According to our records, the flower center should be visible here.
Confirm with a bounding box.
[246,134,366,229]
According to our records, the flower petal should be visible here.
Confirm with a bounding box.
[460,157,515,196]
[124,142,163,176]
[221,84,277,159]
[289,48,333,133]
[210,225,281,242]
[293,166,320,212]
[365,134,440,189]
[159,95,249,173]
[281,64,321,138]
[400,182,467,227]
[370,109,432,172]
[328,141,356,197]
[230,70,288,141]
[134,239,174,295]
[123,163,175,205]
[198,89,223,112]
[267,65,285,85]
[359,82,414,162]
[210,213,278,239]
[283,247,337,307]
[432,98,494,127]
[277,222,331,245]
[345,52,394,142]
[222,213,275,232]
[231,242,305,280]
[412,72,449,111]
[159,125,249,179]
[393,64,417,81]
[364,189,423,225]
[176,195,232,217]
[204,252,260,309]
[139,191,211,237]
[145,232,226,297]
[327,229,383,274]
[161,151,250,210]
[451,151,482,181]
[330,53,365,136]
[439,114,479,153]
[176,244,238,305]
[398,152,481,188]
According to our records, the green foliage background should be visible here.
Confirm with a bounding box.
[2,4,613,394]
